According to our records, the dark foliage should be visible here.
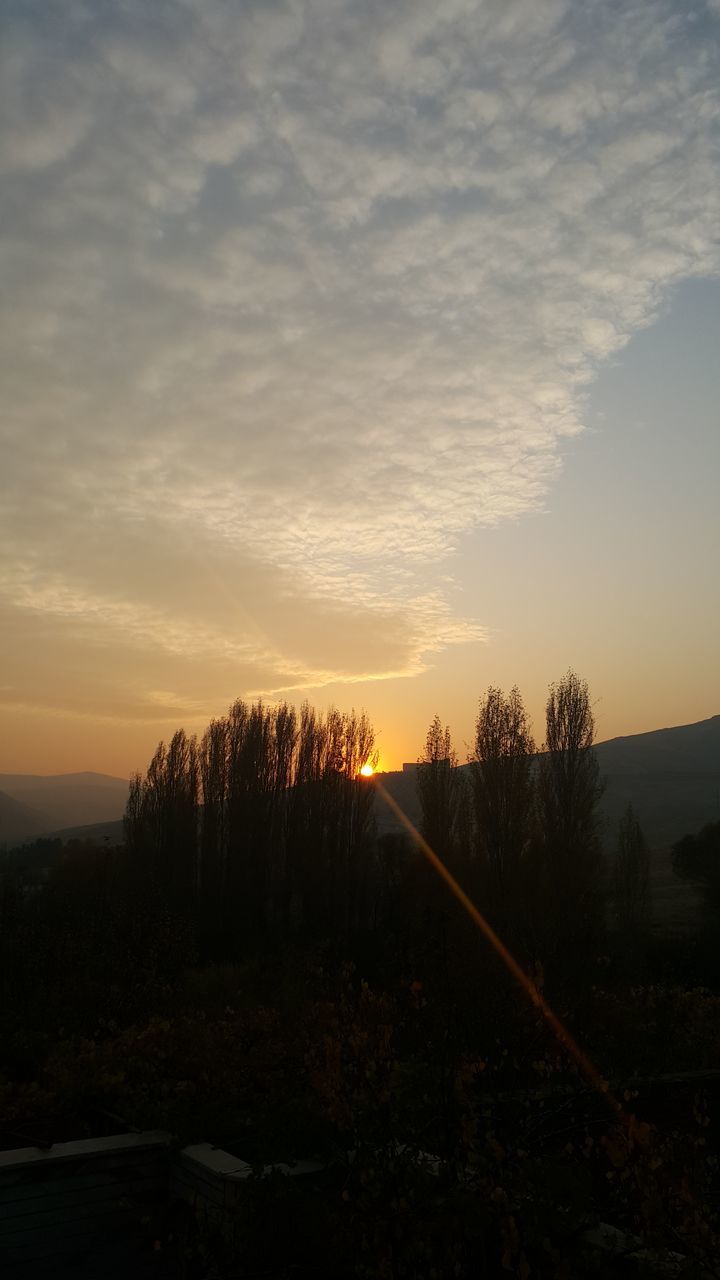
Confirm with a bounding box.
[3,683,720,1276]
[673,820,720,902]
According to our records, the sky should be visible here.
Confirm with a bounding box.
[1,0,719,778]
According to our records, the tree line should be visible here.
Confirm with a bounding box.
[122,671,650,977]
[125,701,378,953]
[414,671,649,978]
[415,675,609,972]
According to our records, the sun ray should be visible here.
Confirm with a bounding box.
[372,774,627,1126]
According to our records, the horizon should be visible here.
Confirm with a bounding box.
[2,709,719,783]
[2,1,719,778]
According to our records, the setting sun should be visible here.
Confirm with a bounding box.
[359,763,374,778]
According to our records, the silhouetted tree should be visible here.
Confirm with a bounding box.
[338,709,378,934]
[673,821,720,909]
[198,717,228,942]
[417,716,460,871]
[471,686,535,934]
[266,701,299,929]
[225,700,279,934]
[612,803,650,935]
[124,731,199,913]
[124,770,148,859]
[371,832,414,934]
[289,704,377,936]
[536,671,605,972]
[121,697,380,948]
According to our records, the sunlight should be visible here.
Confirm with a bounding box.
[359,762,374,777]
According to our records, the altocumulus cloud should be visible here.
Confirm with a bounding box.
[1,0,719,720]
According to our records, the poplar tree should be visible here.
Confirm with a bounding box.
[417,715,460,872]
[536,671,605,968]
[613,803,650,935]
[472,686,535,929]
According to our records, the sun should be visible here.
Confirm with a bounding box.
[359,763,375,778]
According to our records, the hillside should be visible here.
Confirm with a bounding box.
[595,716,720,774]
[0,772,129,841]
[0,789,52,846]
[594,716,720,848]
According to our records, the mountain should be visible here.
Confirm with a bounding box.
[594,716,720,848]
[594,716,720,775]
[0,772,129,843]
[0,789,53,846]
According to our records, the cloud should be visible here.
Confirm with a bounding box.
[1,0,719,724]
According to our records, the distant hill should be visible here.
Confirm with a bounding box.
[594,716,720,775]
[594,716,720,848]
[0,772,129,845]
[0,789,53,846]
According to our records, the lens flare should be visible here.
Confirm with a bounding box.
[373,774,628,1127]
